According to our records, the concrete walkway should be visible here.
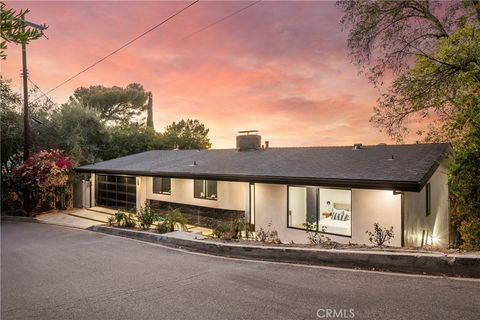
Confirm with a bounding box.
[68,208,112,223]
[37,208,212,236]
[36,210,103,229]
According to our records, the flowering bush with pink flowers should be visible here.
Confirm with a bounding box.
[13,150,74,209]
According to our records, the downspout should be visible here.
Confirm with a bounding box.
[401,193,405,247]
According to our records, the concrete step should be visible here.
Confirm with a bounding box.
[68,209,111,223]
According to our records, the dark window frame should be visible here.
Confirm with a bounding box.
[193,179,218,201]
[248,182,255,227]
[153,177,171,195]
[426,183,431,216]
[286,185,352,238]
[95,174,136,210]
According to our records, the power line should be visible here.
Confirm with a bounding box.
[31,0,199,103]
[179,0,262,42]
[31,0,262,103]
[27,78,58,106]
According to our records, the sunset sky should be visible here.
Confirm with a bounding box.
[2,1,400,148]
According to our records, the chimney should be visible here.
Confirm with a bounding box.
[236,130,261,151]
[353,143,362,150]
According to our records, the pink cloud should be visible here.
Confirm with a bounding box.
[2,1,412,148]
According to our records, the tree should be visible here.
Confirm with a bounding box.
[447,87,480,250]
[1,79,24,207]
[0,2,43,59]
[337,0,480,248]
[69,83,149,123]
[1,78,23,171]
[337,0,480,141]
[146,92,154,128]
[1,78,57,210]
[101,122,165,160]
[44,103,108,165]
[163,119,212,150]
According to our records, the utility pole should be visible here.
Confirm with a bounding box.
[20,16,48,160]
[21,28,30,160]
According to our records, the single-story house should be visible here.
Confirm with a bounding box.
[75,133,451,247]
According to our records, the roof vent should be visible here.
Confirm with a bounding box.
[353,143,363,150]
[237,130,261,151]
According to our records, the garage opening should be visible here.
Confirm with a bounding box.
[95,175,136,210]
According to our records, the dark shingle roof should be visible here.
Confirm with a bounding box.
[76,143,450,191]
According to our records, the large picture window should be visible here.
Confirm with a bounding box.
[194,179,217,200]
[287,186,352,237]
[153,177,171,195]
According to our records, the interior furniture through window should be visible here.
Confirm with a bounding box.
[287,185,352,237]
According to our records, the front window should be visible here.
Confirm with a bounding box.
[287,186,352,237]
[153,177,171,195]
[194,179,217,200]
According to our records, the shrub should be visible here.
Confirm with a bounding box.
[112,210,136,228]
[157,208,188,233]
[136,202,157,230]
[212,219,252,240]
[459,216,480,250]
[256,221,281,244]
[114,210,126,226]
[12,149,74,210]
[304,220,319,244]
[107,216,115,226]
[212,222,231,239]
[303,221,330,245]
[230,218,247,239]
[123,213,137,229]
[366,223,394,246]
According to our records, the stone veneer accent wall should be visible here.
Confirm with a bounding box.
[149,200,245,228]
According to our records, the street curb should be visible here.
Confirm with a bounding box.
[1,215,93,231]
[1,215,39,223]
[90,225,480,278]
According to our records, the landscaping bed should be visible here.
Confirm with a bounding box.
[208,238,478,255]
[90,225,480,278]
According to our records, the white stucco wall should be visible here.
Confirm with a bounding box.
[91,172,450,248]
[403,164,449,248]
[137,177,148,209]
[254,183,402,246]
[144,177,247,211]
[288,186,307,227]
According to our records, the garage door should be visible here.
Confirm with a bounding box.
[96,175,136,210]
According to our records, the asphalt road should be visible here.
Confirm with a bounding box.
[2,222,479,320]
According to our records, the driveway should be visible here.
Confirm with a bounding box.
[2,222,479,320]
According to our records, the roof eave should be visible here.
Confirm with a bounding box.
[74,167,422,192]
